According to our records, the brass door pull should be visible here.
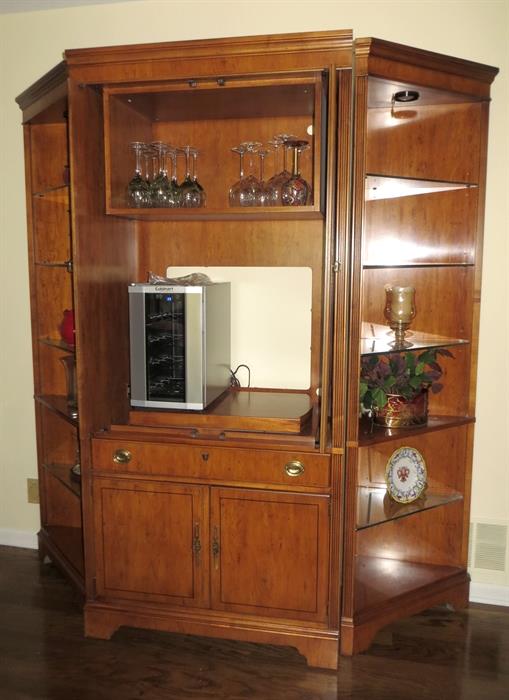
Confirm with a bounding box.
[113,449,132,464]
[285,460,305,477]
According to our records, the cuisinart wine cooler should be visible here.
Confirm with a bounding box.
[128,283,231,410]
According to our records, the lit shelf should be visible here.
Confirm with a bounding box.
[45,462,81,498]
[353,555,464,618]
[365,174,476,201]
[360,322,468,356]
[363,262,475,269]
[356,486,462,530]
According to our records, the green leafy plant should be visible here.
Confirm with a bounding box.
[360,348,453,411]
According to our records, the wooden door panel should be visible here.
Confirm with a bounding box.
[94,478,209,607]
[211,488,329,622]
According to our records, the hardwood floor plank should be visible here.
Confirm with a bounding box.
[0,546,508,699]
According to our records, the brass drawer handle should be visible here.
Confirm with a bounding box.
[285,460,305,477]
[113,449,132,465]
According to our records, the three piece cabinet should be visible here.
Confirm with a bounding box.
[16,30,497,669]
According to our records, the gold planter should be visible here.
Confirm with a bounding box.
[374,389,428,428]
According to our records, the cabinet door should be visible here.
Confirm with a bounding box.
[93,477,209,607]
[210,487,329,622]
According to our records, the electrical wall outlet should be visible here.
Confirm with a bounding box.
[27,478,39,504]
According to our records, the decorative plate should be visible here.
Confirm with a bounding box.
[385,446,427,503]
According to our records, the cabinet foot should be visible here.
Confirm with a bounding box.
[84,607,120,640]
[294,637,339,670]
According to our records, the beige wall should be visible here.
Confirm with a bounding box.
[1,1,507,554]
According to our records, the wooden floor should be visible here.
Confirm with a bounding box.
[1,546,508,699]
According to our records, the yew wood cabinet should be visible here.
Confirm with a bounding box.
[16,31,497,669]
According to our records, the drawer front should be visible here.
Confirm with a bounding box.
[92,439,330,489]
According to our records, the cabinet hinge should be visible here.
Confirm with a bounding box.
[333,260,340,273]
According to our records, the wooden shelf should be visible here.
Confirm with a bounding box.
[356,487,462,530]
[36,395,78,426]
[45,462,81,498]
[353,555,463,617]
[129,389,313,435]
[107,206,322,221]
[358,414,474,447]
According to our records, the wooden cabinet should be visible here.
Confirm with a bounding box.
[92,475,329,622]
[16,31,497,670]
[93,477,209,607]
[210,487,329,622]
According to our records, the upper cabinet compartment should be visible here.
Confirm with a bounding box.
[366,77,484,187]
[103,72,326,219]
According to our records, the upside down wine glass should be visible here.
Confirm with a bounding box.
[266,133,296,205]
[180,146,205,208]
[281,139,311,206]
[127,141,151,208]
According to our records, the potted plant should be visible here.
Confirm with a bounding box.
[359,347,453,428]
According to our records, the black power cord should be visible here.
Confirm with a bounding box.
[229,364,251,388]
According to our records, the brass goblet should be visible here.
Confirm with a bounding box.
[384,284,416,348]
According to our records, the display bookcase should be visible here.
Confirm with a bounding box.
[16,65,84,591]
[16,31,497,670]
[340,38,498,655]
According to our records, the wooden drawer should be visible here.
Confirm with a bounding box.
[91,438,330,490]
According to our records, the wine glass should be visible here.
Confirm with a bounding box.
[237,141,264,207]
[229,144,247,206]
[149,141,173,207]
[191,148,206,206]
[127,141,151,208]
[256,147,271,206]
[179,146,203,208]
[167,146,181,207]
[266,133,297,205]
[281,139,311,206]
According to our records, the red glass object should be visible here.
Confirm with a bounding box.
[59,309,75,347]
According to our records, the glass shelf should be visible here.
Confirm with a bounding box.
[356,486,462,530]
[35,260,72,271]
[360,322,468,356]
[32,183,69,198]
[45,462,81,498]
[39,336,75,352]
[365,174,476,201]
[36,395,78,426]
[358,414,474,447]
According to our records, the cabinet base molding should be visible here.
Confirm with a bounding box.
[340,569,470,655]
[84,601,340,670]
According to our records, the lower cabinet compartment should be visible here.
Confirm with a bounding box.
[92,476,330,623]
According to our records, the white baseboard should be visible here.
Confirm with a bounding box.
[0,529,38,550]
[470,582,509,607]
